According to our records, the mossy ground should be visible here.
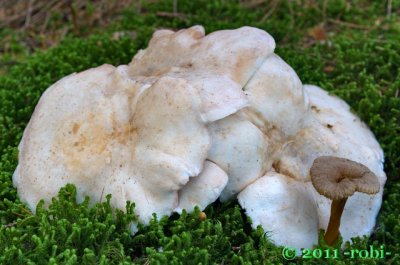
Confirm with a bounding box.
[0,1,399,264]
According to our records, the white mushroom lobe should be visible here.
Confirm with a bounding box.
[13,26,386,249]
[14,67,211,224]
[238,172,318,252]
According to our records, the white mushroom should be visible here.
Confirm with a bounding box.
[238,172,319,252]
[128,25,276,122]
[13,65,214,224]
[277,85,385,182]
[13,25,278,224]
[275,85,386,243]
[243,53,309,138]
[127,25,281,203]
[175,160,228,213]
[207,113,270,201]
[13,25,386,250]
[240,83,386,247]
[281,86,386,241]
[129,26,275,86]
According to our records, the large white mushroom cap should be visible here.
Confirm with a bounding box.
[13,65,213,224]
[13,25,386,249]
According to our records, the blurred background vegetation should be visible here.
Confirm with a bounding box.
[0,0,138,74]
[1,0,398,73]
[0,0,399,264]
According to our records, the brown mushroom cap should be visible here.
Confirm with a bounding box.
[310,156,380,200]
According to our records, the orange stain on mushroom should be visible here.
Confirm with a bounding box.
[72,123,80,134]
[54,111,136,173]
[234,53,252,84]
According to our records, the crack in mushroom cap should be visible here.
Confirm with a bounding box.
[310,156,380,201]
[243,53,309,137]
[129,25,275,86]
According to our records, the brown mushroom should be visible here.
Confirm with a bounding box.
[310,156,380,245]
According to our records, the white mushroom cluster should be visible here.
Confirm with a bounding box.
[13,26,386,249]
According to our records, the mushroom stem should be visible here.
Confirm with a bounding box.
[324,197,347,245]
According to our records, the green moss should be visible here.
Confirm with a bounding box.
[0,184,136,264]
[1,0,399,264]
